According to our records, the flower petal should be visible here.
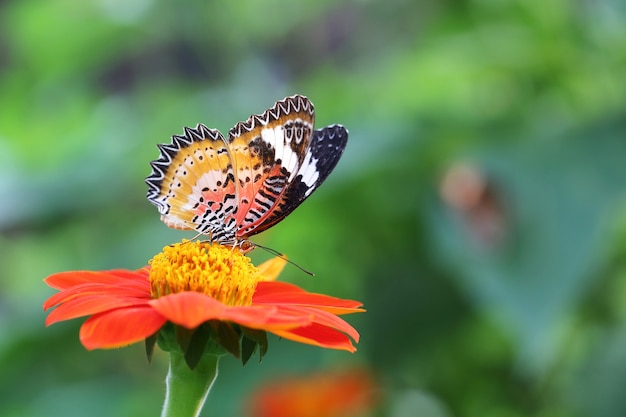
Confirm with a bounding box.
[43,282,149,311]
[149,292,312,330]
[80,306,166,350]
[45,293,149,326]
[256,257,287,282]
[271,323,358,352]
[229,305,312,330]
[254,281,364,314]
[149,292,228,328]
[277,306,360,343]
[45,269,149,290]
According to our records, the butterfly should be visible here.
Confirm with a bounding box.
[146,94,348,251]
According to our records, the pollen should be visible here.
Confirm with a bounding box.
[148,240,262,306]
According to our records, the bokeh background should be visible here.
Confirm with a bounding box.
[2,0,626,416]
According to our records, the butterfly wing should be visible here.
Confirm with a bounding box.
[146,94,347,245]
[145,124,239,244]
[227,95,317,239]
[241,124,348,236]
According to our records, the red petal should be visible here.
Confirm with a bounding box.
[252,281,307,299]
[149,292,227,328]
[276,306,360,342]
[254,281,364,313]
[79,306,166,350]
[45,269,149,290]
[149,292,313,330]
[45,294,149,326]
[228,305,312,330]
[43,282,149,311]
[271,323,357,352]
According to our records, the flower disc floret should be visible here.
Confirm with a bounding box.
[149,240,260,306]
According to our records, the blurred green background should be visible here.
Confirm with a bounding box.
[1,0,626,416]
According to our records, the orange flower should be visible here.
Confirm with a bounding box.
[245,368,379,417]
[43,241,363,359]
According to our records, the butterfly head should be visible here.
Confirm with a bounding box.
[237,239,255,254]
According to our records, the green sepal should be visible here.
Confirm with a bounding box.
[211,321,241,358]
[145,332,158,363]
[241,327,268,363]
[157,323,181,353]
[150,320,269,369]
[175,326,196,353]
[241,335,257,365]
[183,325,211,370]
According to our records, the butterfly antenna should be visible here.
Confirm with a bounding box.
[254,243,315,276]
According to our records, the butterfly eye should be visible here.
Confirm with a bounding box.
[239,240,254,253]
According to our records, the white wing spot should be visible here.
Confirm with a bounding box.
[299,150,320,195]
[261,125,300,180]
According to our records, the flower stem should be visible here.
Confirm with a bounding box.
[161,352,220,417]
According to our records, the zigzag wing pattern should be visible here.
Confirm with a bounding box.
[145,124,239,244]
[228,95,316,238]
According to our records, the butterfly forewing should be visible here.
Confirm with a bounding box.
[146,124,239,243]
[228,95,316,238]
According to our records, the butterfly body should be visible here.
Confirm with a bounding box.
[146,95,348,248]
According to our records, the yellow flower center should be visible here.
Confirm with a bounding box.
[148,240,262,306]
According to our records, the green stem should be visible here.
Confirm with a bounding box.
[161,352,220,417]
